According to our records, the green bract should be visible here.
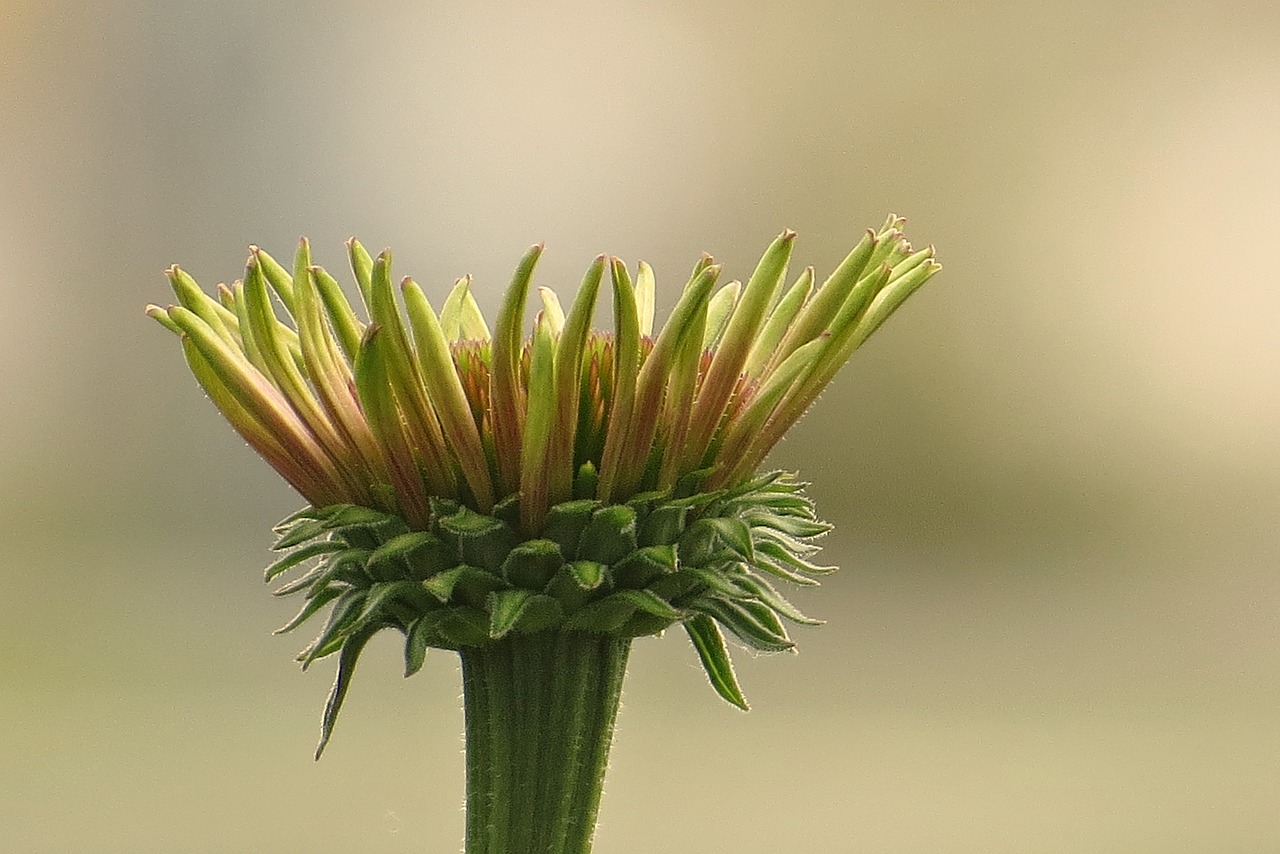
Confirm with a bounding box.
[148,216,940,755]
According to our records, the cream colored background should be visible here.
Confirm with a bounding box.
[2,1,1278,851]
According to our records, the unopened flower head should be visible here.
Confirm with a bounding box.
[148,215,939,753]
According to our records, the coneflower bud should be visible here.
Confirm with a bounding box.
[148,216,940,853]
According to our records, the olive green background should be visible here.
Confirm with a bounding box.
[3,1,1278,851]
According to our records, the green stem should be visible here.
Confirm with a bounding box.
[460,631,631,854]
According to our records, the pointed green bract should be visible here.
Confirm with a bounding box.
[685,615,749,711]
[315,625,379,759]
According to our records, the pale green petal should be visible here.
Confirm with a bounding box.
[635,261,656,338]
[538,287,566,337]
[702,281,740,350]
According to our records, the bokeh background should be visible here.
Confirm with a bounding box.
[3,1,1278,851]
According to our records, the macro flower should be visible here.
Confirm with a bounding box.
[148,216,938,852]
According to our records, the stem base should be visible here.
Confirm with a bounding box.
[460,631,630,854]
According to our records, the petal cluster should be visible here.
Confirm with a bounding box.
[148,216,940,754]
[148,216,939,534]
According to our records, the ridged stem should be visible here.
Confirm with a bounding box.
[460,631,631,854]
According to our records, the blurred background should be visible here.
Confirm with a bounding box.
[2,1,1278,851]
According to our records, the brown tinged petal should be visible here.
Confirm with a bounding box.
[165,304,346,502]
[179,335,336,506]
[291,241,390,506]
[519,310,558,533]
[402,277,496,512]
[547,256,605,506]
[366,251,455,499]
[353,324,430,528]
[596,258,642,502]
[490,244,543,497]
[244,250,368,500]
[613,260,720,498]
[765,229,876,376]
[682,230,794,472]
[306,264,365,361]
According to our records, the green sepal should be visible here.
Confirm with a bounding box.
[724,490,812,518]
[367,531,452,582]
[744,511,831,539]
[610,589,682,621]
[334,515,409,551]
[314,624,381,760]
[263,467,835,752]
[748,550,823,587]
[577,505,637,565]
[616,611,678,639]
[491,493,523,532]
[272,548,370,597]
[352,580,420,632]
[566,560,606,591]
[624,489,668,516]
[500,539,565,590]
[273,504,392,549]
[733,574,823,625]
[541,499,600,561]
[752,524,820,556]
[274,586,344,635]
[488,590,563,639]
[721,468,790,498]
[423,565,506,608]
[435,504,518,574]
[678,565,752,600]
[417,606,491,648]
[684,615,750,711]
[693,517,754,562]
[560,589,678,637]
[273,504,334,533]
[694,597,794,652]
[264,540,346,582]
[676,518,718,566]
[638,503,688,547]
[403,617,433,677]
[273,518,343,551]
[562,595,638,633]
[611,544,677,589]
[545,560,606,614]
[299,588,369,669]
[644,570,698,603]
[756,539,837,576]
[674,466,717,499]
